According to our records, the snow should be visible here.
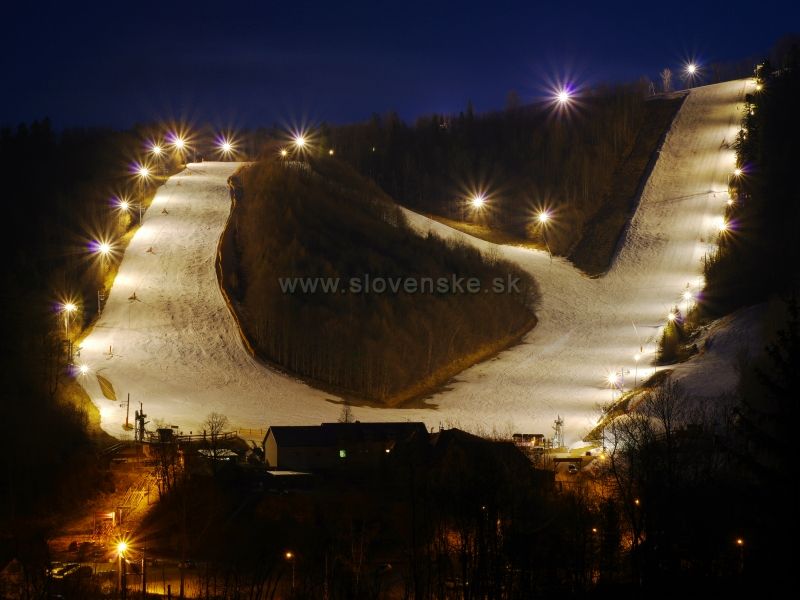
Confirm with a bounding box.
[667,302,766,400]
[79,79,754,444]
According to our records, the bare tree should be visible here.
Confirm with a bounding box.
[203,411,229,470]
[338,401,354,423]
[660,68,672,93]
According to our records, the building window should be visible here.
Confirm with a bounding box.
[339,449,346,459]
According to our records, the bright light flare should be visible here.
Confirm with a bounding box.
[137,165,150,178]
[77,364,90,375]
[715,216,729,232]
[556,88,571,104]
[667,311,677,322]
[285,551,294,560]
[150,144,163,156]
[682,290,693,301]
[168,132,188,151]
[62,302,77,314]
[733,168,743,177]
[470,194,486,208]
[117,198,131,212]
[217,135,236,156]
[116,540,128,556]
[279,148,288,157]
[686,63,697,75]
[537,210,551,224]
[605,372,620,387]
[92,239,115,257]
[293,135,306,148]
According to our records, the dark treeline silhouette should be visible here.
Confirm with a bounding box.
[127,324,798,600]
[703,45,800,317]
[0,119,251,589]
[0,121,168,567]
[325,85,682,274]
[223,154,539,404]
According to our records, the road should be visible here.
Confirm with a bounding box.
[78,79,753,444]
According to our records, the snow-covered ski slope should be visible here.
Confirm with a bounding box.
[79,79,752,442]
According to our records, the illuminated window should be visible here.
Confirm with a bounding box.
[339,449,346,458]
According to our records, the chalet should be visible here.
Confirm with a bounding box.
[262,422,429,471]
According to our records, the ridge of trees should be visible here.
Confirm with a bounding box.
[222,154,539,404]
[325,84,683,275]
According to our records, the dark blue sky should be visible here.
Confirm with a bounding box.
[1,0,796,129]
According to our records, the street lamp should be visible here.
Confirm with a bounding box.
[217,136,236,159]
[685,62,698,88]
[633,349,642,386]
[470,194,486,209]
[537,210,552,262]
[556,88,571,105]
[116,540,128,599]
[733,167,743,177]
[606,371,620,401]
[293,135,306,149]
[284,551,295,591]
[682,288,693,315]
[61,302,77,339]
[149,142,165,175]
[134,164,152,221]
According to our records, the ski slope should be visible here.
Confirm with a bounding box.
[79,79,753,443]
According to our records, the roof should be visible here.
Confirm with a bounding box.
[265,422,428,448]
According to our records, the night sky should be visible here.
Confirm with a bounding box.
[2,0,796,129]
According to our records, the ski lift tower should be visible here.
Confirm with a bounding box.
[552,415,565,450]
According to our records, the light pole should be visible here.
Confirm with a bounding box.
[136,166,151,222]
[217,136,235,160]
[150,143,165,175]
[682,287,693,317]
[468,193,486,222]
[116,540,128,599]
[537,210,552,263]
[61,302,77,340]
[285,551,295,592]
[685,62,698,89]
[93,239,114,265]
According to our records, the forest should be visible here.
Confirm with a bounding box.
[223,154,539,404]
[658,43,800,362]
[325,85,683,275]
[702,49,800,316]
[0,122,144,567]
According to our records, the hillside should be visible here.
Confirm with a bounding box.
[328,86,683,275]
[221,155,539,405]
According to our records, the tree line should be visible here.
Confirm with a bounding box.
[324,85,682,274]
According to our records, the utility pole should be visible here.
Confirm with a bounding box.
[123,393,132,431]
[140,542,146,600]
